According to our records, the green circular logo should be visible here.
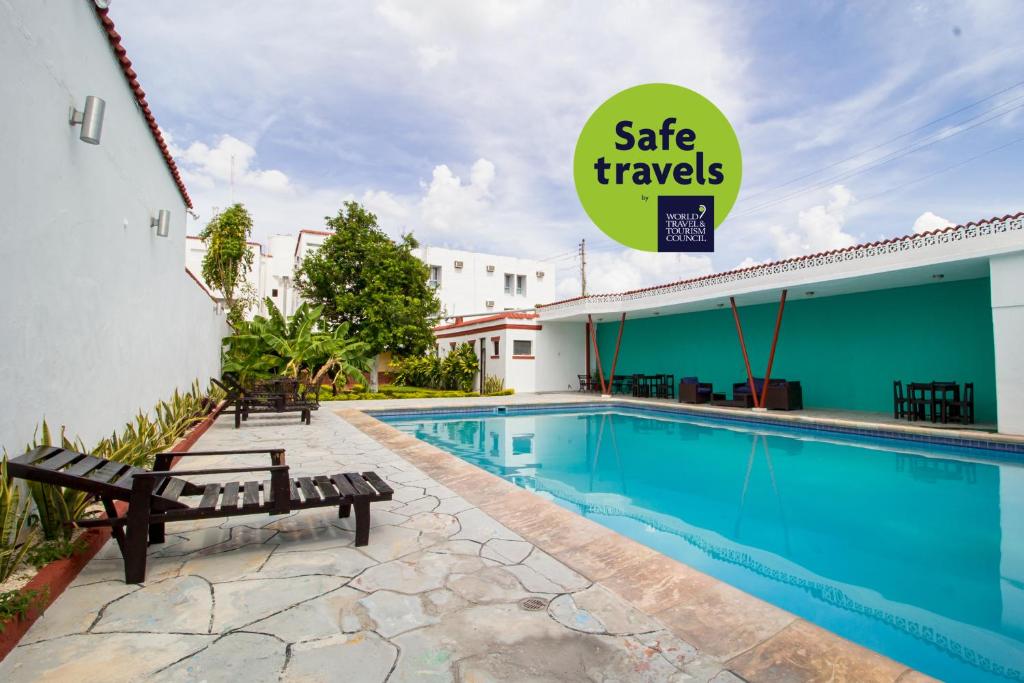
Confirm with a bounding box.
[573,83,742,252]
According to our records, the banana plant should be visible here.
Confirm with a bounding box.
[222,298,372,389]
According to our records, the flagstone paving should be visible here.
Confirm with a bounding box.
[0,409,742,682]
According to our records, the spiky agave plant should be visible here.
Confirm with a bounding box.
[0,458,36,580]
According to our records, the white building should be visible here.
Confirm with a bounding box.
[415,246,556,317]
[187,229,559,320]
[432,312,584,394]
[185,236,269,317]
[294,231,557,317]
[0,1,227,450]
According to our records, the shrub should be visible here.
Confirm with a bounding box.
[393,344,479,392]
[0,588,46,632]
[483,375,504,395]
[26,537,88,569]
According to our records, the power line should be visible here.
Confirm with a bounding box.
[731,100,1024,219]
[856,133,1024,205]
[738,79,1024,205]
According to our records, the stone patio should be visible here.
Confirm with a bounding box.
[0,408,743,682]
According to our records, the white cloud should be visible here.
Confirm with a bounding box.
[556,250,713,299]
[913,210,952,233]
[767,185,858,258]
[420,159,495,234]
[172,134,292,194]
[416,45,457,71]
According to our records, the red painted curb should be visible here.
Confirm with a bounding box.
[0,398,227,659]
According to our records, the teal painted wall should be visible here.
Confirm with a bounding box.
[596,277,997,422]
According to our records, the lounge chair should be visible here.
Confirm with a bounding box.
[6,445,393,583]
[678,377,713,404]
[212,376,319,428]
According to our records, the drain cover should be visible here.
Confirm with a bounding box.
[518,597,549,612]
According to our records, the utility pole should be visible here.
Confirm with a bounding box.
[579,238,587,297]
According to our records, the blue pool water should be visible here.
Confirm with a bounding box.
[380,405,1024,682]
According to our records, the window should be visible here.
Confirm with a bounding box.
[516,274,526,296]
[504,273,514,294]
[428,265,442,289]
[491,338,500,357]
[513,340,532,356]
[512,435,534,455]
[271,288,279,297]
[449,342,456,351]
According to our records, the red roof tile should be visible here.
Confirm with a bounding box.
[94,7,192,208]
[434,312,539,331]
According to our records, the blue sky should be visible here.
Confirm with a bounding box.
[112,1,1024,298]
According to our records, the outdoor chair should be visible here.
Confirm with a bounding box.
[944,382,975,425]
[213,376,319,428]
[763,379,803,411]
[679,377,713,404]
[577,374,595,392]
[893,380,911,419]
[653,374,675,399]
[6,445,393,583]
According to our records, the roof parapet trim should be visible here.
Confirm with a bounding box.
[539,212,1024,312]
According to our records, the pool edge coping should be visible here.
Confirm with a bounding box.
[359,395,1024,460]
[339,406,935,683]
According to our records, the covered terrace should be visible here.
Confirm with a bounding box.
[537,213,1024,436]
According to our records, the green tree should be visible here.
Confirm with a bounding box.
[294,201,441,361]
[199,203,255,326]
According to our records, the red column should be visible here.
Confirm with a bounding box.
[730,296,760,408]
[585,321,591,383]
[607,313,627,396]
[759,290,788,408]
[588,314,607,395]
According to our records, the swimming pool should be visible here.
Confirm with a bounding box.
[380,405,1024,682]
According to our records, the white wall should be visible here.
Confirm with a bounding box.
[0,0,228,451]
[990,252,1024,435]
[535,321,587,392]
[415,246,556,317]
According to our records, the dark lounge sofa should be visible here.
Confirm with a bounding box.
[678,376,713,404]
[732,378,804,411]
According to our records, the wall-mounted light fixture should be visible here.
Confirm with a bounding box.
[932,273,945,280]
[69,96,106,145]
[805,291,815,296]
[151,209,171,237]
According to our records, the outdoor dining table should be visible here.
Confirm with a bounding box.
[906,381,960,423]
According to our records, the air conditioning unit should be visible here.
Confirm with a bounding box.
[485,300,495,308]
[486,265,495,273]
[536,271,545,278]
[454,260,464,269]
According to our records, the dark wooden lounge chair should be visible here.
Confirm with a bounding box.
[213,376,319,428]
[6,446,393,583]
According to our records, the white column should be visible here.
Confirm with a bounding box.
[991,252,1024,435]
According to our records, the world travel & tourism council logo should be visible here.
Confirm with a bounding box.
[658,196,713,252]
[573,83,742,252]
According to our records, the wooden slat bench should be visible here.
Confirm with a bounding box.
[212,376,320,429]
[6,446,393,583]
